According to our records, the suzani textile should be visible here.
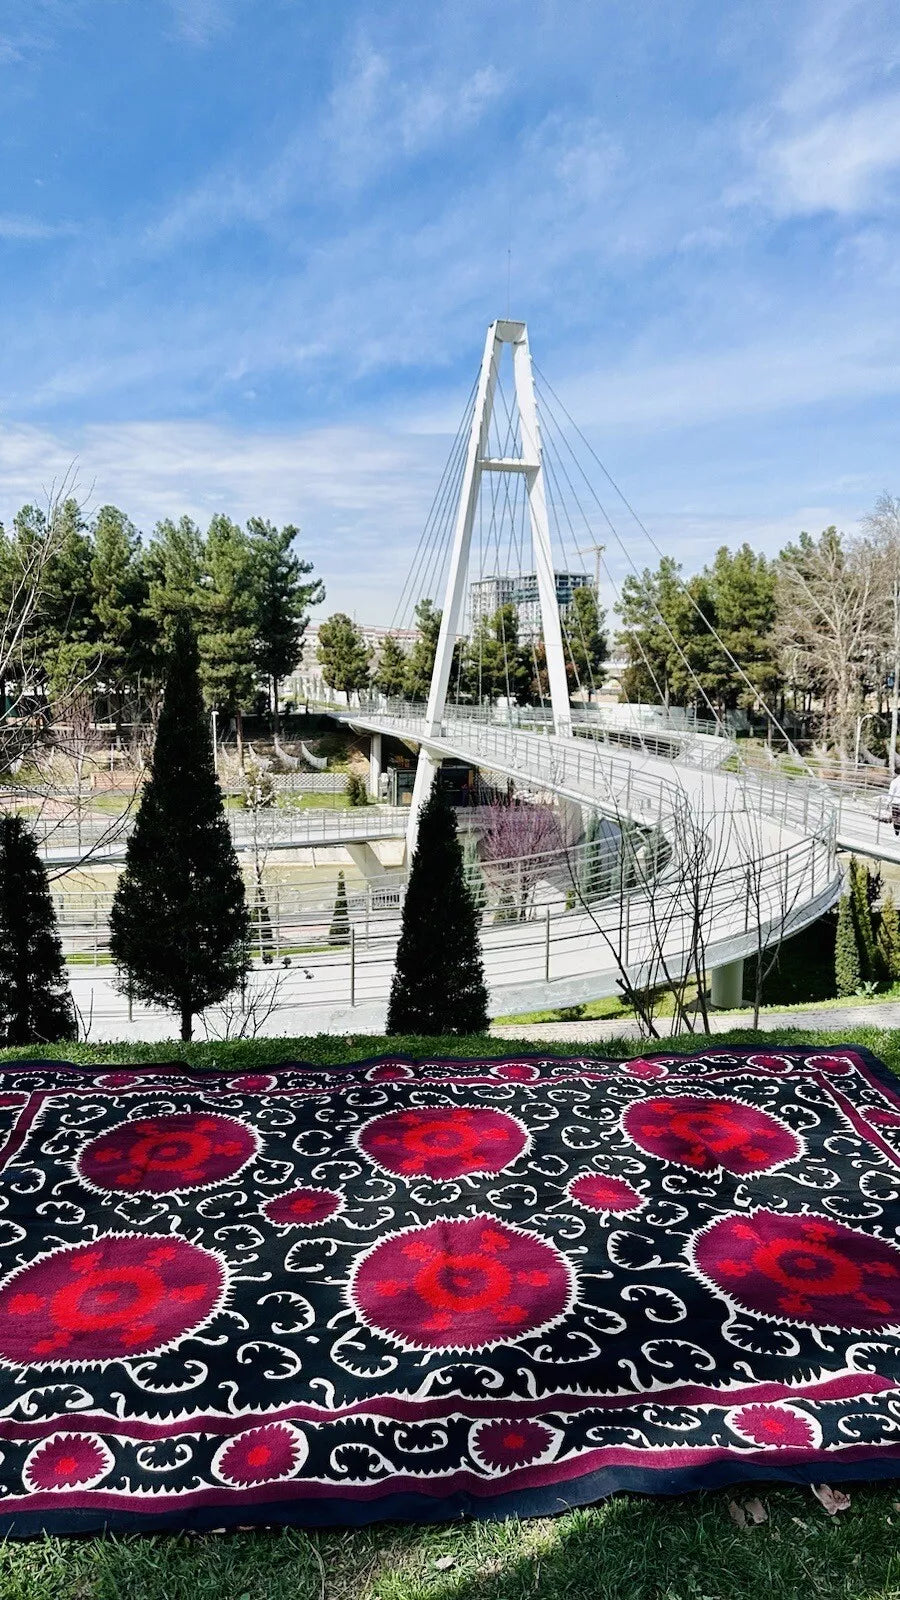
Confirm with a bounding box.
[0,1046,895,1533]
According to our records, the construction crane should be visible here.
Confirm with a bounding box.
[575,543,605,595]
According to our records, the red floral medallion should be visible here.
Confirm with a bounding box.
[78,1112,258,1193]
[230,1074,277,1092]
[366,1062,415,1082]
[23,1432,114,1492]
[492,1062,541,1083]
[263,1187,342,1227]
[623,1059,668,1080]
[568,1174,644,1214]
[624,1095,800,1174]
[357,1107,527,1180]
[726,1402,821,1450]
[693,1209,900,1330]
[350,1215,574,1351]
[471,1417,557,1473]
[0,1234,225,1365]
[213,1422,307,1487]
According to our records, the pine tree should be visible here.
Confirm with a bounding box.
[91,505,151,734]
[143,515,204,661]
[109,619,249,1040]
[247,519,324,725]
[849,856,881,980]
[316,613,371,701]
[387,783,489,1035]
[403,599,442,700]
[198,516,259,766]
[565,585,608,695]
[835,893,862,997]
[877,888,900,981]
[329,871,350,946]
[0,815,76,1045]
[372,634,409,698]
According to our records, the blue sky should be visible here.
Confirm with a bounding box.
[1,0,899,622]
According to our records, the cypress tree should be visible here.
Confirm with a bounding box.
[387,783,489,1035]
[877,888,900,982]
[329,871,350,946]
[0,815,76,1045]
[109,618,249,1040]
[849,856,881,980]
[835,893,862,997]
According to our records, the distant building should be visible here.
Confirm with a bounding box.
[284,620,420,705]
[468,570,592,642]
[469,575,518,630]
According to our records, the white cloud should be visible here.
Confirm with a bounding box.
[325,44,506,187]
[0,417,448,623]
[736,1,900,216]
[0,214,77,240]
[166,0,232,47]
[749,93,900,216]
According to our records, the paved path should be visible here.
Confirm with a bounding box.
[491,998,900,1044]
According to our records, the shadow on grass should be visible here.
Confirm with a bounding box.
[3,1484,899,1600]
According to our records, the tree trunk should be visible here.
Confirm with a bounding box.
[235,706,245,768]
[883,579,890,771]
[272,676,280,733]
[180,1004,192,1042]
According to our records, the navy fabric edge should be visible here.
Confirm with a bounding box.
[0,1454,898,1538]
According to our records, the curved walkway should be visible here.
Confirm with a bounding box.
[492,997,900,1044]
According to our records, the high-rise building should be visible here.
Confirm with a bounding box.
[469,575,518,630]
[468,571,591,641]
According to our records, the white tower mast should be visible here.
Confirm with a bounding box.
[406,319,571,855]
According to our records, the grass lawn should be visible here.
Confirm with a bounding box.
[0,1026,897,1600]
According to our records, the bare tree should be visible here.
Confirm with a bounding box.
[862,493,900,773]
[775,528,877,768]
[480,798,564,921]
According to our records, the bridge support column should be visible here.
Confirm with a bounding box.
[368,732,382,800]
[710,957,744,1010]
[346,841,389,880]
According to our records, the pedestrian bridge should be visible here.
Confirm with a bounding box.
[59,702,846,1038]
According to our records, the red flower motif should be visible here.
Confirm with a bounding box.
[623,1059,668,1080]
[357,1107,527,1180]
[693,1209,900,1330]
[78,1112,258,1194]
[624,1095,800,1174]
[351,1216,573,1351]
[0,1234,225,1365]
[367,1063,414,1082]
[727,1402,820,1450]
[263,1187,342,1227]
[866,1108,900,1129]
[230,1074,277,1092]
[492,1062,540,1083]
[213,1422,306,1487]
[569,1174,644,1214]
[472,1418,556,1473]
[24,1432,114,1492]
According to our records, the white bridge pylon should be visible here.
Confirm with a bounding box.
[407,319,572,855]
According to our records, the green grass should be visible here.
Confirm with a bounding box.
[0,1026,897,1598]
[0,1488,898,1600]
